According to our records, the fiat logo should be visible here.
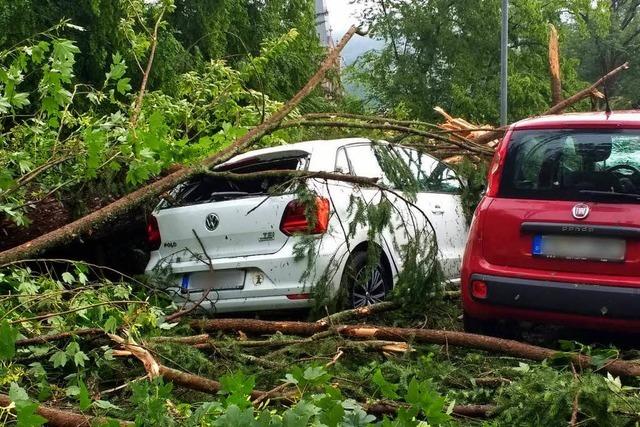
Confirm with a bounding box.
[572,204,590,220]
[205,213,220,231]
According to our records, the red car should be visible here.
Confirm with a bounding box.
[462,111,640,333]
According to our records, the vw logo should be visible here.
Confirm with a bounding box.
[205,213,220,231]
[572,203,590,220]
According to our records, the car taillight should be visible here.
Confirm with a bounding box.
[485,135,510,197]
[146,215,161,250]
[471,280,488,299]
[280,196,330,236]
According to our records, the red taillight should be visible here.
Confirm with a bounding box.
[286,293,310,300]
[280,197,330,236]
[485,135,510,197]
[146,215,161,250]
[471,280,488,299]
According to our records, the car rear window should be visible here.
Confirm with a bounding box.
[500,129,640,203]
[164,155,309,208]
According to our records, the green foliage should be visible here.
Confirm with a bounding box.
[0,21,306,226]
[347,0,591,123]
[492,364,640,426]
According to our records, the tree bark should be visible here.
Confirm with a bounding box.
[0,394,131,427]
[0,26,363,265]
[191,318,640,378]
[316,301,399,327]
[548,24,563,105]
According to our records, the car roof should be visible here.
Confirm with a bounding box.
[512,110,640,130]
[219,137,372,167]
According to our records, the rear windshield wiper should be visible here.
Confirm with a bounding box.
[208,191,261,201]
[579,190,640,201]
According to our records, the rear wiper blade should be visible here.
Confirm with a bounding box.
[208,191,252,201]
[579,190,640,200]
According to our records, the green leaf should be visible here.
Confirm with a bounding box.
[78,379,91,410]
[372,369,399,399]
[15,401,46,427]
[74,351,89,368]
[61,272,74,284]
[9,382,29,402]
[0,320,18,360]
[103,316,118,334]
[116,78,131,94]
[50,350,67,368]
[93,400,121,410]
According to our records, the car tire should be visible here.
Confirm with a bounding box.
[342,251,392,309]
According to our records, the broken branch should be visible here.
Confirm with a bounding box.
[191,318,640,378]
[0,394,131,427]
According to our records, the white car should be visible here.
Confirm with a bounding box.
[145,138,468,313]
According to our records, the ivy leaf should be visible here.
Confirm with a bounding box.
[50,351,67,368]
[0,320,18,360]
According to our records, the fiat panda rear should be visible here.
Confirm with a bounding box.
[462,111,640,332]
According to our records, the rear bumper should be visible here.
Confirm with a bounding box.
[470,274,640,318]
[145,236,350,313]
[463,273,640,331]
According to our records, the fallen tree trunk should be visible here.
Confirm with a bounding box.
[316,301,399,327]
[0,394,131,427]
[278,119,494,156]
[0,26,364,265]
[473,62,630,145]
[192,318,640,378]
[548,24,562,105]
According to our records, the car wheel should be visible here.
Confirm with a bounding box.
[343,251,391,308]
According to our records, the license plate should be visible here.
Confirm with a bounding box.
[532,235,626,262]
[180,269,246,292]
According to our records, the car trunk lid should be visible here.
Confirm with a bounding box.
[153,151,309,261]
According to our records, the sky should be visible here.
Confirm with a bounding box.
[325,0,364,38]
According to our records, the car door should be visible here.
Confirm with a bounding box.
[341,143,411,271]
[396,147,469,279]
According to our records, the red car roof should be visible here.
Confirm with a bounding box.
[511,110,640,130]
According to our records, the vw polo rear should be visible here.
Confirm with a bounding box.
[145,147,347,313]
[462,111,640,332]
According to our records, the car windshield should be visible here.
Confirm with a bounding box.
[500,129,640,203]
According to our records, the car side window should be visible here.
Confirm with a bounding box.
[335,147,350,174]
[399,147,461,193]
[344,144,385,179]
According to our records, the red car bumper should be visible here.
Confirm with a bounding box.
[462,270,640,332]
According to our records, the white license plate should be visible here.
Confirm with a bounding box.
[532,235,626,262]
[180,269,246,292]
